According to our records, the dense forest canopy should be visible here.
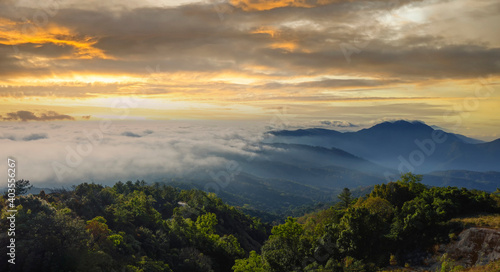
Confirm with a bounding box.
[1,173,500,272]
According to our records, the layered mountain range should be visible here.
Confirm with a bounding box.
[165,120,500,215]
[269,120,500,173]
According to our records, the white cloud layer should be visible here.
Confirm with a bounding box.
[0,120,267,187]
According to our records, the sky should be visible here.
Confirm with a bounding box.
[0,0,499,141]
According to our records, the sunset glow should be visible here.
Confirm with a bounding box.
[0,0,499,139]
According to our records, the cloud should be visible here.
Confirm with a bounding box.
[0,134,16,140]
[0,0,498,87]
[229,0,423,11]
[22,133,48,141]
[120,130,155,138]
[0,121,265,186]
[230,0,316,11]
[0,132,48,141]
[0,118,497,188]
[1,111,74,121]
[0,0,498,136]
[320,120,358,128]
[121,131,142,138]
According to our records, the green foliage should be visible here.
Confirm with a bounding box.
[440,253,465,272]
[2,173,499,272]
[271,217,304,241]
[0,181,269,272]
[108,234,124,247]
[196,212,218,235]
[15,179,33,195]
[338,188,353,209]
[257,173,500,272]
[86,216,112,250]
[370,181,414,208]
[262,217,310,271]
[132,256,173,272]
[0,196,89,271]
[232,251,269,272]
[355,196,394,221]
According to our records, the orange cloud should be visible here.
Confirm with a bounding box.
[231,0,311,11]
[251,27,303,52]
[0,19,109,59]
[230,0,337,11]
[251,27,278,37]
[270,41,301,52]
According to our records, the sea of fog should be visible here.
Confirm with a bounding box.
[0,120,275,188]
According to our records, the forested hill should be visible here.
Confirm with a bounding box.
[0,181,269,272]
[234,174,500,272]
[1,174,500,272]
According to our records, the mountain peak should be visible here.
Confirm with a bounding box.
[269,128,340,137]
[378,120,427,126]
[368,120,432,132]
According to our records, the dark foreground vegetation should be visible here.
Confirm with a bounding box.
[1,173,500,272]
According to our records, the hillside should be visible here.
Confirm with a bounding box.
[2,174,500,272]
[0,181,269,272]
[233,173,500,272]
[424,170,500,192]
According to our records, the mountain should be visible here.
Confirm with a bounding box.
[0,186,54,195]
[268,120,500,173]
[166,172,336,216]
[451,133,485,144]
[248,143,389,180]
[424,170,500,192]
[149,143,391,218]
[152,127,499,214]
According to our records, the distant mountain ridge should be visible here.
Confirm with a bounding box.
[268,120,500,173]
[164,122,500,213]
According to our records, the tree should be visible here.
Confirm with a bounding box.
[370,181,413,208]
[356,197,394,221]
[335,207,390,264]
[338,188,352,209]
[86,216,112,250]
[399,172,423,184]
[263,217,307,272]
[233,251,269,272]
[15,179,33,195]
[196,212,218,235]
